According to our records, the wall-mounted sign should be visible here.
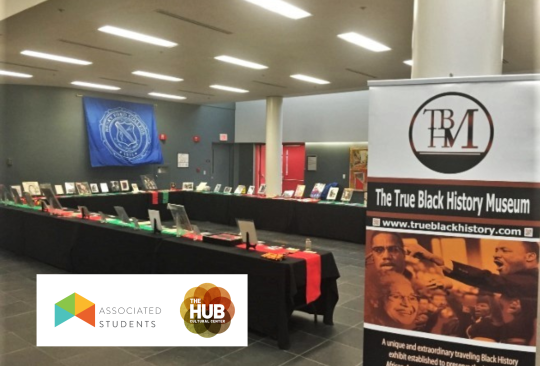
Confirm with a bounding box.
[177,153,189,168]
[220,134,228,141]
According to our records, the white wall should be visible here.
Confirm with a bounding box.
[235,90,369,143]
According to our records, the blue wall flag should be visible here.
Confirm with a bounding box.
[83,97,163,167]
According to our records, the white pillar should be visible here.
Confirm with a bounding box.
[412,0,505,78]
[265,96,283,197]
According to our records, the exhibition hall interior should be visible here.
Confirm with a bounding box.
[0,0,539,366]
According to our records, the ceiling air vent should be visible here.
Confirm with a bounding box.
[155,9,232,35]
[59,39,132,56]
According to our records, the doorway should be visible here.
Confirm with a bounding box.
[255,144,305,193]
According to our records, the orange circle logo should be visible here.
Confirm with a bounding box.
[180,283,235,338]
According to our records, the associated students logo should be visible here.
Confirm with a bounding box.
[55,293,95,327]
[180,283,235,338]
[99,107,151,163]
[409,92,494,174]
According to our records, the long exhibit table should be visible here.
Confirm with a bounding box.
[0,205,340,349]
[59,191,366,244]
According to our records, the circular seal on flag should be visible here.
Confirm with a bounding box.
[99,107,151,162]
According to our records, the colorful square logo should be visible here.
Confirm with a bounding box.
[55,293,95,327]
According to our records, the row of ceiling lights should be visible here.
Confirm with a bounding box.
[0,0,413,101]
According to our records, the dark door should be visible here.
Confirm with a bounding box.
[212,143,233,187]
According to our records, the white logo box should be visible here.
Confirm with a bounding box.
[37,274,247,347]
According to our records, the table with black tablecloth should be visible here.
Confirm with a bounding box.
[0,204,339,349]
[59,191,366,243]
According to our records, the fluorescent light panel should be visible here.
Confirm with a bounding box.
[0,70,32,78]
[21,50,92,65]
[71,81,120,90]
[149,92,186,100]
[210,85,249,93]
[290,74,330,85]
[215,55,268,70]
[404,59,413,66]
[338,32,391,52]
[98,26,178,48]
[244,0,311,19]
[133,71,183,82]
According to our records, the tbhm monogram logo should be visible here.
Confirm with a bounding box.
[409,92,494,174]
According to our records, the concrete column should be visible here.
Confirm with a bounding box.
[265,96,283,196]
[412,0,505,78]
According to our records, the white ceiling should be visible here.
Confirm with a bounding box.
[0,0,538,105]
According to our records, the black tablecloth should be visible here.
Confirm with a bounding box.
[60,192,366,243]
[0,205,339,349]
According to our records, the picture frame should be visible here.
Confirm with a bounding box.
[131,183,139,193]
[65,182,76,195]
[234,185,246,194]
[282,190,294,198]
[90,183,99,193]
[22,181,41,196]
[182,182,194,191]
[100,183,109,193]
[310,183,326,199]
[223,186,232,194]
[294,185,306,198]
[257,184,266,195]
[11,185,23,198]
[327,187,339,201]
[76,182,92,196]
[341,188,354,202]
[247,186,255,195]
[110,181,120,192]
[120,180,130,192]
[140,175,157,190]
[214,184,222,193]
[54,184,64,195]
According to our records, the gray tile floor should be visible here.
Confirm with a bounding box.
[0,221,365,366]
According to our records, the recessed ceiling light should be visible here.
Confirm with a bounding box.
[210,85,249,93]
[215,56,268,70]
[404,60,413,66]
[148,92,186,100]
[0,70,32,78]
[71,81,120,90]
[290,74,330,85]
[133,71,183,82]
[244,0,311,19]
[21,50,92,65]
[337,32,391,52]
[98,26,178,48]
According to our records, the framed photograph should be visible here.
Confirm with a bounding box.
[341,188,354,202]
[76,182,92,195]
[327,187,339,201]
[120,180,130,192]
[234,185,246,194]
[90,183,99,193]
[170,182,177,190]
[131,183,139,193]
[11,185,23,198]
[294,185,306,198]
[214,184,222,193]
[282,190,294,198]
[257,184,266,195]
[100,183,109,193]
[247,186,255,195]
[22,181,41,196]
[39,183,53,193]
[182,182,194,191]
[54,184,64,195]
[223,186,232,194]
[65,182,76,195]
[196,182,207,192]
[110,181,120,192]
[310,183,326,199]
[140,175,157,190]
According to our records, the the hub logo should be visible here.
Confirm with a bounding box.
[409,92,494,174]
[180,283,235,338]
[55,293,95,327]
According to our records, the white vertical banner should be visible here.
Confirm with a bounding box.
[364,76,540,366]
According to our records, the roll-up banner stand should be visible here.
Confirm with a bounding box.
[364,75,540,366]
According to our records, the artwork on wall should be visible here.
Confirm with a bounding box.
[349,147,368,195]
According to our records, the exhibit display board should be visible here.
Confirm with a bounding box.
[364,76,539,366]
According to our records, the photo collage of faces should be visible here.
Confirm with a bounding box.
[365,230,539,346]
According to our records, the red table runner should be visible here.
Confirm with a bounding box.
[236,244,321,304]
[150,191,158,205]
